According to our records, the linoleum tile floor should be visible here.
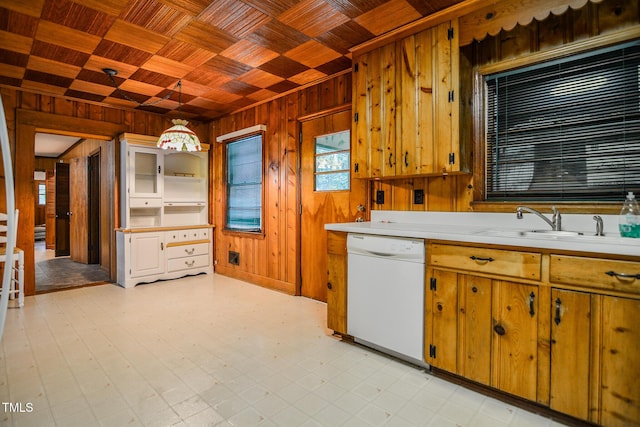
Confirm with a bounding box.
[0,274,567,427]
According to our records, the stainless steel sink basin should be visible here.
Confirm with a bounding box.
[477,229,633,243]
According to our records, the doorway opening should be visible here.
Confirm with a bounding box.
[34,133,111,293]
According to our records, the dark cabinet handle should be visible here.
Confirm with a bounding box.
[437,303,443,312]
[493,324,506,336]
[327,282,332,290]
[389,153,393,167]
[554,298,562,325]
[529,291,536,317]
[605,270,640,279]
[471,286,478,293]
[470,255,494,262]
[404,151,409,167]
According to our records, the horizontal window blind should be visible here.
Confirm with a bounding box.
[486,40,640,201]
[226,134,262,231]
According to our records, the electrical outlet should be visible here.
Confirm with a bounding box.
[414,189,424,204]
[228,251,240,265]
[376,190,385,204]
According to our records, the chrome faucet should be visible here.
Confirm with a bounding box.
[516,206,562,231]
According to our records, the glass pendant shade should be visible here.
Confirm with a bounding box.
[157,119,202,152]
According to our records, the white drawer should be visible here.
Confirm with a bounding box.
[130,198,162,208]
[167,254,209,272]
[167,242,209,259]
[166,229,201,243]
[198,228,210,240]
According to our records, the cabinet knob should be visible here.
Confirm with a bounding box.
[493,324,506,336]
[471,286,478,293]
[327,282,333,290]
[437,303,443,312]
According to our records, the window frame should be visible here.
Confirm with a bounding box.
[221,130,266,236]
[471,32,639,212]
[313,129,351,192]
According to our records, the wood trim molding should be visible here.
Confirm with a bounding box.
[350,0,605,56]
[458,0,605,46]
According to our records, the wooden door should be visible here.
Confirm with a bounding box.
[45,170,55,250]
[599,295,640,427]
[425,269,458,371]
[458,274,492,385]
[54,162,70,257]
[550,288,591,421]
[88,151,100,264]
[300,110,366,302]
[70,157,88,264]
[491,280,539,401]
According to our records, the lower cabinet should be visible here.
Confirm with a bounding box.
[426,244,640,426]
[117,226,213,288]
[427,267,539,401]
[326,231,347,335]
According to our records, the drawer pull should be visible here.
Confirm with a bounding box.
[529,291,536,317]
[185,260,195,267]
[554,298,562,325]
[470,255,494,262]
[493,324,506,336]
[605,270,640,280]
[185,248,195,255]
[389,153,393,168]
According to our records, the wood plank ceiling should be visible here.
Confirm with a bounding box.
[0,0,464,121]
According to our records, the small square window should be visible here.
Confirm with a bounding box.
[314,130,350,192]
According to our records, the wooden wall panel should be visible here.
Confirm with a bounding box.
[212,73,352,294]
[374,0,639,213]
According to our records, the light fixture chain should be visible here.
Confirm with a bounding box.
[104,70,181,107]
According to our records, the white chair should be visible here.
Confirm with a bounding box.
[0,210,24,308]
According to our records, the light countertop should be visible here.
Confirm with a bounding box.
[325,211,640,257]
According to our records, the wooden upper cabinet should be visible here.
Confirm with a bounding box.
[352,19,463,178]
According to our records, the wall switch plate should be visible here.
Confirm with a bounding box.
[376,190,385,204]
[414,189,424,204]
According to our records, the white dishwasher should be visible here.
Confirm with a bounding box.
[347,233,426,366]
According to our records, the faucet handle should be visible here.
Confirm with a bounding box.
[593,215,604,236]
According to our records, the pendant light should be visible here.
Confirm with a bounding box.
[157,81,201,152]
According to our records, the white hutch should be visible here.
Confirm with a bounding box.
[116,133,213,288]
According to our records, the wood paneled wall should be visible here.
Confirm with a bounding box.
[373,0,639,212]
[0,87,208,296]
[211,73,352,295]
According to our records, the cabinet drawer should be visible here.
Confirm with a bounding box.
[430,243,541,280]
[166,229,201,243]
[130,198,162,208]
[166,242,209,259]
[167,254,209,272]
[198,228,210,240]
[550,255,640,294]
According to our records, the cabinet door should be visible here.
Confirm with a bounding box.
[396,30,433,176]
[327,252,347,334]
[599,295,640,427]
[432,20,460,174]
[458,274,492,385]
[550,289,591,421]
[426,269,458,372]
[130,232,164,277]
[129,147,162,198]
[352,44,397,178]
[327,232,347,334]
[491,280,538,401]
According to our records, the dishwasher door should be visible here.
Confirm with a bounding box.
[347,233,425,364]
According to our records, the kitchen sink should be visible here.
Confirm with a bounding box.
[477,228,633,243]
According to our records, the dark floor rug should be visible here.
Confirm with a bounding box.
[36,256,112,293]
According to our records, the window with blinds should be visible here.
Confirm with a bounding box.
[226,133,263,232]
[486,40,640,201]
